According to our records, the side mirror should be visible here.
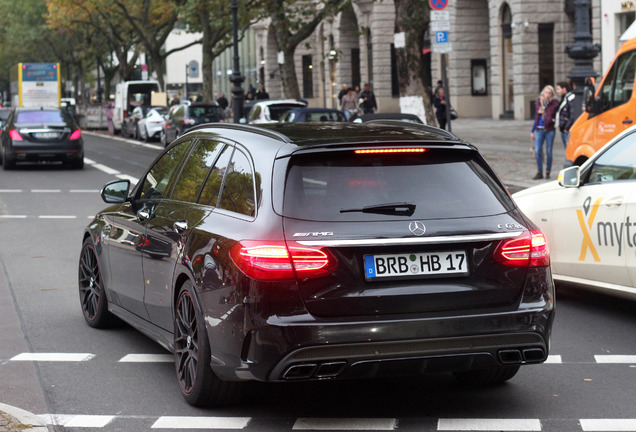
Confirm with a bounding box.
[558,166,580,188]
[583,77,597,114]
[101,179,131,203]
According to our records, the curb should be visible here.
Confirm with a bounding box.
[0,403,48,432]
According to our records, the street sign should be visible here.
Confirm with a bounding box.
[431,10,450,21]
[429,0,448,10]
[432,43,453,54]
[431,20,450,32]
[435,31,449,44]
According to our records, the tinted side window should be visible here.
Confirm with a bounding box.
[139,141,191,200]
[283,149,512,221]
[599,63,616,113]
[217,149,256,217]
[171,140,226,203]
[198,146,233,206]
[588,132,636,183]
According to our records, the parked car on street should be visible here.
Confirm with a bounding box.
[137,106,169,142]
[79,122,555,407]
[121,105,146,139]
[514,124,636,301]
[246,99,307,124]
[0,108,84,169]
[161,103,227,146]
[0,107,12,132]
[279,107,347,123]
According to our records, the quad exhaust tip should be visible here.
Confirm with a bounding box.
[282,361,347,380]
[498,348,546,364]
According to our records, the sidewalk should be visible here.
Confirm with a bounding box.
[450,117,567,193]
[0,404,47,432]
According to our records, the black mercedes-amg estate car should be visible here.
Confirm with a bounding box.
[79,121,555,406]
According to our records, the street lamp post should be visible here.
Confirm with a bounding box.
[565,0,600,120]
[230,0,244,123]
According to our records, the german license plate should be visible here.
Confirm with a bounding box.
[35,132,59,139]
[364,251,468,280]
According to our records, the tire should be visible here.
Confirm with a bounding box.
[72,157,84,170]
[453,365,520,385]
[174,281,242,406]
[135,125,140,140]
[160,129,167,147]
[78,237,115,328]
[143,126,150,142]
[2,147,15,170]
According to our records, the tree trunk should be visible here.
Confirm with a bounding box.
[279,48,301,100]
[394,0,436,125]
[199,8,214,103]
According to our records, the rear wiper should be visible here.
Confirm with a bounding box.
[340,202,416,216]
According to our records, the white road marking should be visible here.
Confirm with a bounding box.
[93,163,120,175]
[31,189,61,193]
[151,416,251,429]
[10,353,95,362]
[293,418,398,430]
[0,189,22,193]
[39,414,115,428]
[594,355,636,363]
[0,215,27,219]
[38,215,77,219]
[545,355,562,363]
[119,354,173,363]
[70,189,100,193]
[437,418,542,431]
[580,419,636,431]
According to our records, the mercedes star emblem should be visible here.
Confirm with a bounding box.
[409,221,426,236]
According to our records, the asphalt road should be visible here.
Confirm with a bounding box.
[0,123,634,432]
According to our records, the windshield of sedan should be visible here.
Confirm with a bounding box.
[283,148,513,221]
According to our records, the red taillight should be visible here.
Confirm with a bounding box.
[495,230,550,267]
[230,241,337,280]
[70,130,81,140]
[9,130,23,141]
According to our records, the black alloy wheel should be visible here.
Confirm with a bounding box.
[78,238,113,328]
[174,281,240,406]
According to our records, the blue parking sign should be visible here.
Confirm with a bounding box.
[435,31,448,43]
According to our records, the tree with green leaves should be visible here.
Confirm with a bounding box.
[393,0,436,124]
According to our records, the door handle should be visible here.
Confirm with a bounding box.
[623,119,633,124]
[604,198,623,207]
[174,220,188,233]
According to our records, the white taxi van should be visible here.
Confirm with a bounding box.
[513,125,636,301]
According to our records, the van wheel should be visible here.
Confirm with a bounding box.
[574,156,588,167]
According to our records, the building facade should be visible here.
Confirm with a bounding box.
[163,0,636,121]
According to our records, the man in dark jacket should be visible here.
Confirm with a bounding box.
[556,81,575,149]
[359,83,377,114]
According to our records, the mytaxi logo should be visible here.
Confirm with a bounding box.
[577,196,602,262]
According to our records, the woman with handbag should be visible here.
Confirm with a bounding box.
[530,85,559,180]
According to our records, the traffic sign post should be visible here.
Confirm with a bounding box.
[429,0,448,10]
[430,3,452,131]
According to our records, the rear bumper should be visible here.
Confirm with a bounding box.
[210,305,554,382]
[8,140,83,162]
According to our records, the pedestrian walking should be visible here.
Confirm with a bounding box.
[555,81,575,149]
[216,93,229,109]
[337,84,349,104]
[434,87,448,130]
[340,87,359,120]
[359,83,377,114]
[530,85,559,179]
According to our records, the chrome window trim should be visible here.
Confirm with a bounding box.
[296,231,523,247]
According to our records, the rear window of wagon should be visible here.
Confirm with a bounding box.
[283,148,513,221]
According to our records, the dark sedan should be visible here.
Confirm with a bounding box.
[0,108,84,169]
[79,122,555,406]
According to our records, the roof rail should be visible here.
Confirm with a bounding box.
[184,123,293,143]
[362,119,459,140]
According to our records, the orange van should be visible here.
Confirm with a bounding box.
[566,37,636,166]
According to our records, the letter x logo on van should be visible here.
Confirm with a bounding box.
[576,196,602,262]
